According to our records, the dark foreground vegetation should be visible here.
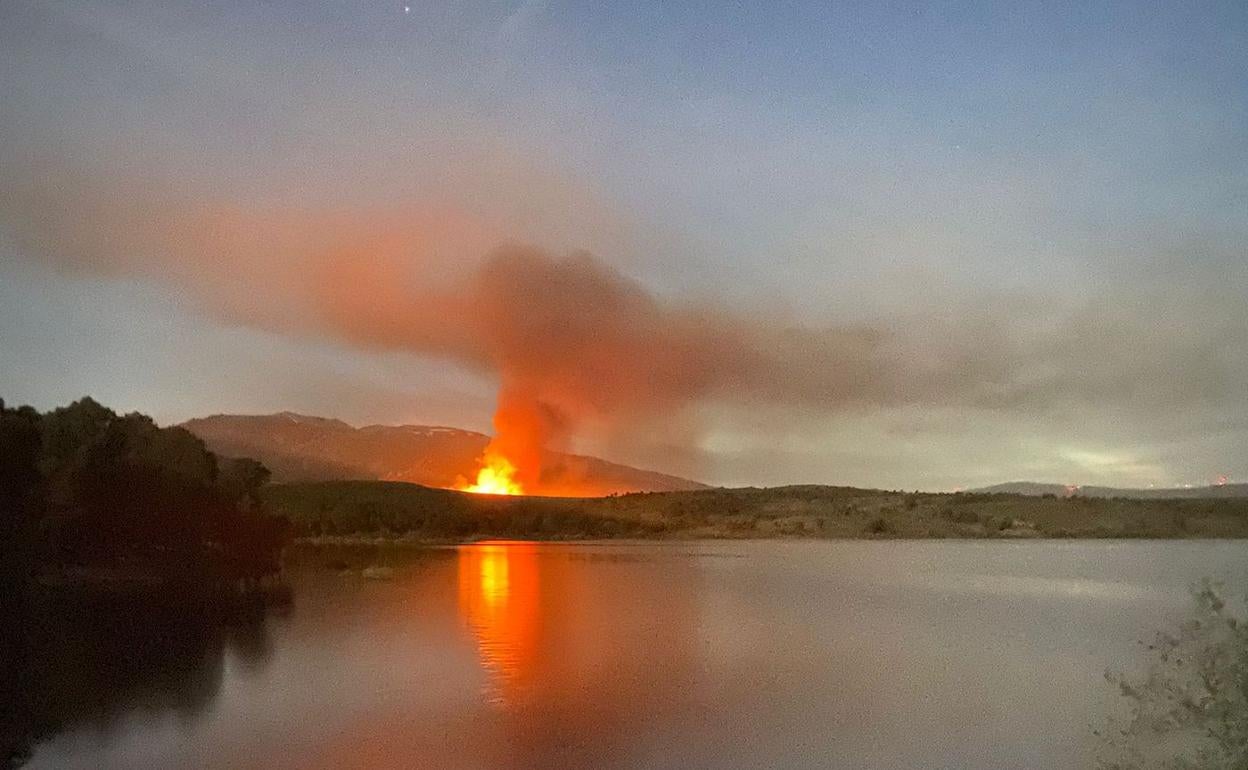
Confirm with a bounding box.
[1097,580,1248,769]
[0,397,290,592]
[266,481,1248,540]
[1,397,291,766]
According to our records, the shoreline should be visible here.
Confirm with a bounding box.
[291,531,1248,547]
[266,481,1248,544]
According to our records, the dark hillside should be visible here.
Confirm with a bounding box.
[185,412,706,496]
[266,481,1248,540]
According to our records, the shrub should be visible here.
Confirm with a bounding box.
[866,517,894,535]
[1097,581,1248,769]
[942,507,980,524]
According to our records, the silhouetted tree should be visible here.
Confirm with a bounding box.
[0,399,43,585]
[0,397,290,589]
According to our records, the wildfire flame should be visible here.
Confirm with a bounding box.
[458,448,525,495]
[455,389,551,496]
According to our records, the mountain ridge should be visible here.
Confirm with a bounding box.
[971,481,1248,499]
[181,412,707,496]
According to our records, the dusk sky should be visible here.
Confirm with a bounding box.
[2,0,1245,490]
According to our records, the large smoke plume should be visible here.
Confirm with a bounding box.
[3,161,1244,492]
[0,164,908,491]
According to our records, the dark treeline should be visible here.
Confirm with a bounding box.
[0,396,290,591]
[266,480,650,539]
[266,480,1248,541]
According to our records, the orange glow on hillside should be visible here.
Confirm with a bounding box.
[457,448,525,495]
[456,391,553,495]
[453,388,624,497]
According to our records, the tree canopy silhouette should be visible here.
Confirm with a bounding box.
[0,397,289,590]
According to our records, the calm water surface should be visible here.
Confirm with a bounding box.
[22,540,1248,769]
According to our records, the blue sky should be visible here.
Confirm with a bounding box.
[2,0,1245,489]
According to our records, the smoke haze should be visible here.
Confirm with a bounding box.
[2,1,1246,488]
[4,157,1246,490]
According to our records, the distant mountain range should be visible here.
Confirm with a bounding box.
[971,481,1248,499]
[181,412,706,496]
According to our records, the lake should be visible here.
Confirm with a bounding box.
[18,540,1248,769]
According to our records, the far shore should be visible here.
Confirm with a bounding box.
[267,481,1248,543]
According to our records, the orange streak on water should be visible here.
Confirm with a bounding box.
[456,541,541,706]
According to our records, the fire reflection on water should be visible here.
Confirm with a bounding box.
[456,541,541,706]
[453,540,701,767]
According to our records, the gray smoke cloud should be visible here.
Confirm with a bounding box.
[2,153,1245,486]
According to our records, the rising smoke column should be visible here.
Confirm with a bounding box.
[456,385,564,494]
